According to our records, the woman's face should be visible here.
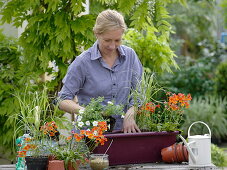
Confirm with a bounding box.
[96,28,124,56]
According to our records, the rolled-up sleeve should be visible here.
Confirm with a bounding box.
[58,57,85,100]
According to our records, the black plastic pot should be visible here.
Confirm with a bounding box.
[25,156,48,170]
[103,116,116,132]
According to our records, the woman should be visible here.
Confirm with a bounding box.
[58,9,142,133]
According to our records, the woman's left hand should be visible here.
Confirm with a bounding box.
[123,107,141,133]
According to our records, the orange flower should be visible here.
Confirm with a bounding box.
[17,151,27,157]
[23,144,31,151]
[168,93,192,111]
[25,138,31,142]
[74,134,84,142]
[66,136,72,141]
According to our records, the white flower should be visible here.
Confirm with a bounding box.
[87,129,90,131]
[92,121,98,126]
[72,121,76,126]
[78,121,84,127]
[107,101,113,105]
[121,115,125,118]
[77,115,82,122]
[108,124,110,130]
[85,121,90,126]
[79,108,85,114]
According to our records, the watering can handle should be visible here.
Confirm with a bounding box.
[188,121,211,137]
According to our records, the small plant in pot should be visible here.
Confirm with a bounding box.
[76,97,125,132]
[49,121,108,170]
[131,72,192,132]
[14,86,63,170]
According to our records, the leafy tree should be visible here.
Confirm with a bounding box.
[0,30,24,159]
[168,0,218,59]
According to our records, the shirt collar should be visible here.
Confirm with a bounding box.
[90,41,126,61]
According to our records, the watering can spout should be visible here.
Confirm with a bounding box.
[179,135,197,163]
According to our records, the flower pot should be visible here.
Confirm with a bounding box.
[161,143,188,163]
[48,160,65,170]
[67,160,80,170]
[93,131,179,165]
[25,156,48,170]
[89,154,109,170]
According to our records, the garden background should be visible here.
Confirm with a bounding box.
[0,0,227,167]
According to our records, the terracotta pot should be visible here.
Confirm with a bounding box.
[48,160,65,170]
[161,143,188,163]
[67,160,80,170]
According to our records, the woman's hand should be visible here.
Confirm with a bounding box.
[123,107,141,133]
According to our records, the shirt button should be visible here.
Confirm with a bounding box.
[112,95,115,98]
[113,83,116,86]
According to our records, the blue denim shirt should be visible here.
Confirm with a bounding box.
[58,41,142,130]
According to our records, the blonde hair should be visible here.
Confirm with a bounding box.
[93,9,127,34]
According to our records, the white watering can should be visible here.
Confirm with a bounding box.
[179,121,212,166]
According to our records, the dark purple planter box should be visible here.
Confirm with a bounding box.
[93,131,179,165]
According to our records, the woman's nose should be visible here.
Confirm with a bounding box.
[108,42,116,49]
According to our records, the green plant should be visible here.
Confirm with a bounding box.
[14,86,64,157]
[211,144,226,167]
[215,61,227,99]
[0,29,25,159]
[168,0,218,59]
[49,121,108,170]
[132,72,192,132]
[0,0,186,93]
[180,96,227,142]
[76,97,124,131]
[123,27,178,73]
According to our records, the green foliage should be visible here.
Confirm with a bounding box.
[132,72,192,132]
[180,96,227,141]
[159,56,217,97]
[168,0,217,59]
[80,97,105,123]
[0,30,25,159]
[13,85,65,157]
[220,0,227,29]
[215,61,227,98]
[49,138,88,170]
[211,144,226,167]
[76,97,124,130]
[123,27,178,73]
[103,101,124,117]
